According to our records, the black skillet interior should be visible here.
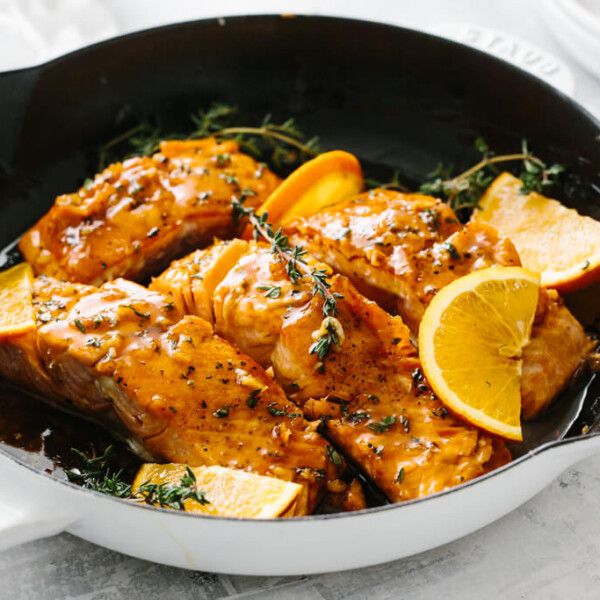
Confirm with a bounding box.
[0,14,599,482]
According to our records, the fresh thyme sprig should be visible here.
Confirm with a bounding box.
[97,121,178,170]
[66,446,132,498]
[136,466,210,510]
[98,102,320,171]
[66,447,210,511]
[192,105,321,168]
[232,197,343,369]
[364,170,410,193]
[419,138,564,215]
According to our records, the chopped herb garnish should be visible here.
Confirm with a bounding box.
[326,445,343,467]
[246,389,261,408]
[86,338,102,348]
[213,406,230,418]
[74,319,86,333]
[396,467,405,484]
[432,406,449,418]
[420,208,439,231]
[367,442,383,456]
[400,415,410,433]
[267,402,285,417]
[442,242,460,260]
[348,411,370,423]
[412,368,428,393]
[125,305,150,319]
[257,284,282,299]
[84,178,94,190]
[367,415,396,434]
[216,152,231,166]
[220,173,240,187]
[309,317,342,369]
[147,227,160,238]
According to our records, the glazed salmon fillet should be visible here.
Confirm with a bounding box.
[0,276,98,411]
[0,276,339,513]
[19,138,280,286]
[284,189,591,418]
[151,240,511,502]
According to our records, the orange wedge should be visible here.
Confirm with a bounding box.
[132,463,303,518]
[476,172,600,292]
[242,150,363,238]
[0,263,36,339]
[419,267,540,441]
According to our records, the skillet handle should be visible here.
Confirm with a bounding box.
[0,489,79,552]
[0,455,81,552]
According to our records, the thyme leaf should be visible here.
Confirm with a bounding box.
[124,304,150,319]
[309,317,342,370]
[396,467,405,484]
[257,284,282,299]
[136,466,210,510]
[326,445,343,467]
[366,415,397,434]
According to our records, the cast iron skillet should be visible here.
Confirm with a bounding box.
[0,15,598,575]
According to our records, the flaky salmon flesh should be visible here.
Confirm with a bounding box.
[19,138,280,286]
[0,276,342,514]
[284,189,592,419]
[151,240,511,503]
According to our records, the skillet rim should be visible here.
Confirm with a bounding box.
[1,13,599,524]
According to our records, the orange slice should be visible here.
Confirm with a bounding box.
[419,267,540,441]
[242,150,363,238]
[132,463,302,518]
[0,263,36,339]
[476,172,600,292]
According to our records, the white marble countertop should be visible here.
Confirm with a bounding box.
[1,0,599,598]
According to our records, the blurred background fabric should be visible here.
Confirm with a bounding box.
[0,0,117,70]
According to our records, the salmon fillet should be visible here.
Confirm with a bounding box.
[0,276,97,410]
[0,276,339,513]
[151,240,510,502]
[284,189,591,418]
[19,138,280,286]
